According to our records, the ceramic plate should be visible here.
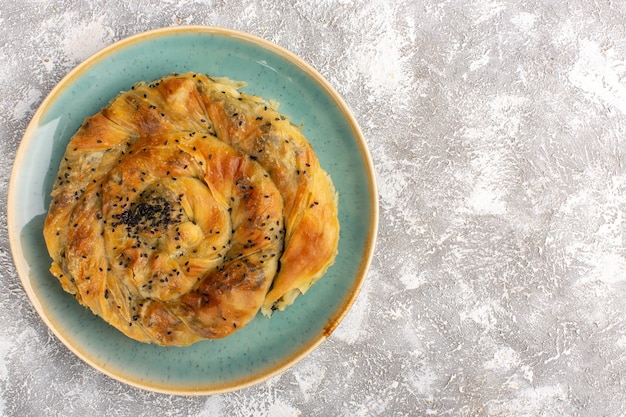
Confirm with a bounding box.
[8,26,378,395]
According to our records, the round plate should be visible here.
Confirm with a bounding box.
[8,26,378,395]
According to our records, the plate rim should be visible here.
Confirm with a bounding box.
[7,25,379,395]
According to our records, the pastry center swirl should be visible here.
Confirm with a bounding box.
[96,133,285,315]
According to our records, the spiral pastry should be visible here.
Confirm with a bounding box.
[43,73,339,346]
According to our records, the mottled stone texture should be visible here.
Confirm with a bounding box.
[1,1,625,416]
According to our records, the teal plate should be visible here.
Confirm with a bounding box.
[8,26,378,395]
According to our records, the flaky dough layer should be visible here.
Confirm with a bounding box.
[43,73,339,346]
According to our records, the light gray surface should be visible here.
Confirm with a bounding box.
[1,1,625,416]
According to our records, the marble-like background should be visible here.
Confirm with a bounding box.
[1,1,625,416]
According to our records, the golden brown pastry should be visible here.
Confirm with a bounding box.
[43,72,339,346]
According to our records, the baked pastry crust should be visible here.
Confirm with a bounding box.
[43,72,339,346]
